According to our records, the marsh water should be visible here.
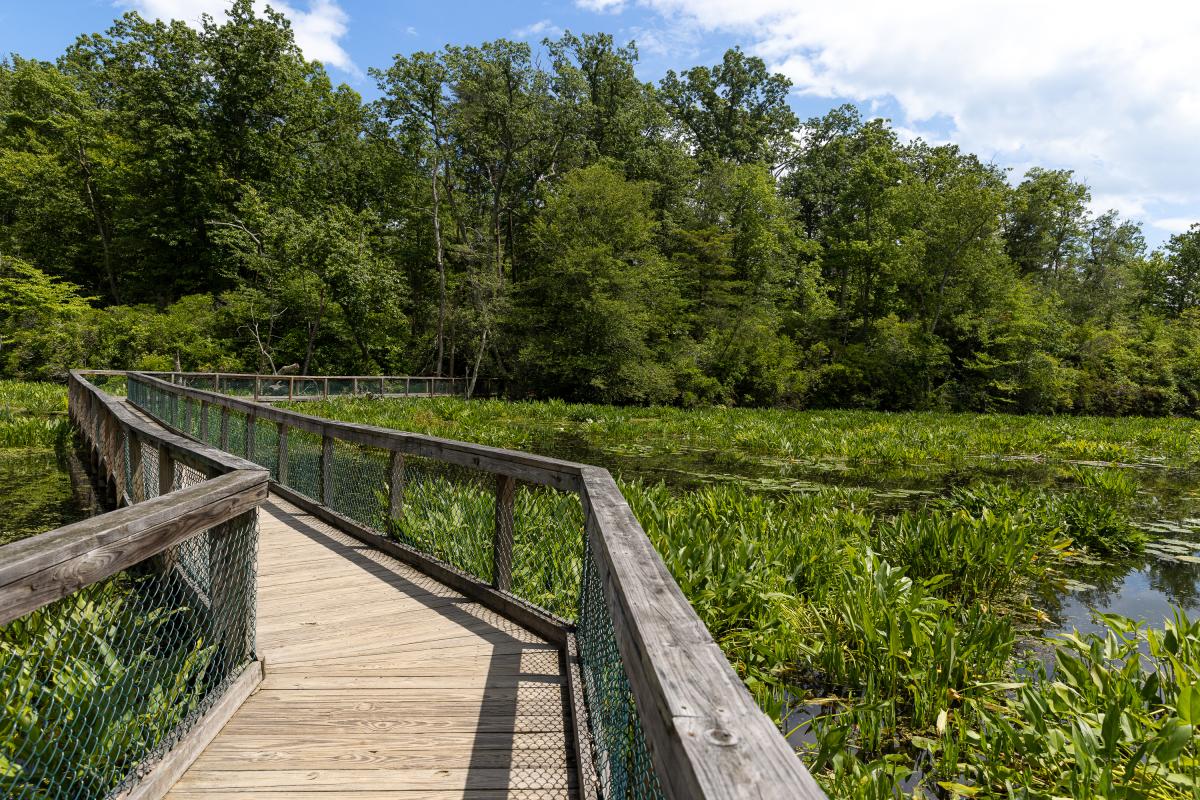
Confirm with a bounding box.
[530,430,1200,637]
[0,447,86,546]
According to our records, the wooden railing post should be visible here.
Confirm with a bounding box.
[493,474,515,592]
[288,376,294,401]
[253,376,260,402]
[157,442,175,498]
[323,377,330,400]
[320,435,334,504]
[388,451,405,523]
[380,377,385,395]
[129,433,145,504]
[219,408,230,451]
[246,411,257,462]
[199,400,210,442]
[352,377,359,395]
[277,423,289,484]
[406,377,411,396]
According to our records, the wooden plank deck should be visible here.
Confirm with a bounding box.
[166,496,576,799]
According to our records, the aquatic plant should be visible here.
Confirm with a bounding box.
[285,394,1200,798]
[0,581,213,799]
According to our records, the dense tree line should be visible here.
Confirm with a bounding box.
[3,2,1200,414]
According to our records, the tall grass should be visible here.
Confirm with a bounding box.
[289,396,1200,472]
[0,380,66,417]
[0,381,69,450]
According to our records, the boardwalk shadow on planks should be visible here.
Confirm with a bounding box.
[168,497,576,799]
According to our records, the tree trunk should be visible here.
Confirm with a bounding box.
[301,288,328,375]
[467,327,488,400]
[433,161,447,376]
[77,143,120,303]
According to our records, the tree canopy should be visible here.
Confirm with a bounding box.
[2,3,1199,415]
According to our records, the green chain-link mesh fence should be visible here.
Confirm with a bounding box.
[578,536,663,799]
[1,380,259,800]
[128,373,666,800]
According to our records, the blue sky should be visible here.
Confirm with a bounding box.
[3,0,1198,248]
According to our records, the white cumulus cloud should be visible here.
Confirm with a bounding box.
[125,0,357,74]
[603,0,1200,236]
[513,19,563,39]
[575,0,628,12]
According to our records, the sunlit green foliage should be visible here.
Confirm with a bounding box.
[0,582,213,798]
[302,394,1193,796]
[3,8,1200,412]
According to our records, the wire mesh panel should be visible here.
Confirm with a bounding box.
[0,512,258,800]
[181,375,216,392]
[224,410,249,460]
[510,487,585,621]
[283,427,322,500]
[257,378,291,400]
[253,418,280,481]
[326,439,390,531]
[389,456,496,583]
[293,379,323,399]
[5,374,263,800]
[219,378,256,397]
[204,403,221,449]
[327,379,355,397]
[578,538,664,800]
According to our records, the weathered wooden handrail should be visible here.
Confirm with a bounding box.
[124,370,824,799]
[131,371,582,490]
[0,471,266,626]
[0,371,271,800]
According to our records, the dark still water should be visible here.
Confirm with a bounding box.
[0,447,86,545]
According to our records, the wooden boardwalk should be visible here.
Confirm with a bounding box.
[165,496,576,799]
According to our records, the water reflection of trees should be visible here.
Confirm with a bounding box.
[1048,556,1200,626]
[1145,559,1200,609]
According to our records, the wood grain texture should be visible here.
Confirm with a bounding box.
[268,483,569,647]
[113,659,264,800]
[0,472,268,625]
[164,495,575,799]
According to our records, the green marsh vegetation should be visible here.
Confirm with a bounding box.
[293,395,1200,798]
[0,582,215,798]
[0,380,80,545]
